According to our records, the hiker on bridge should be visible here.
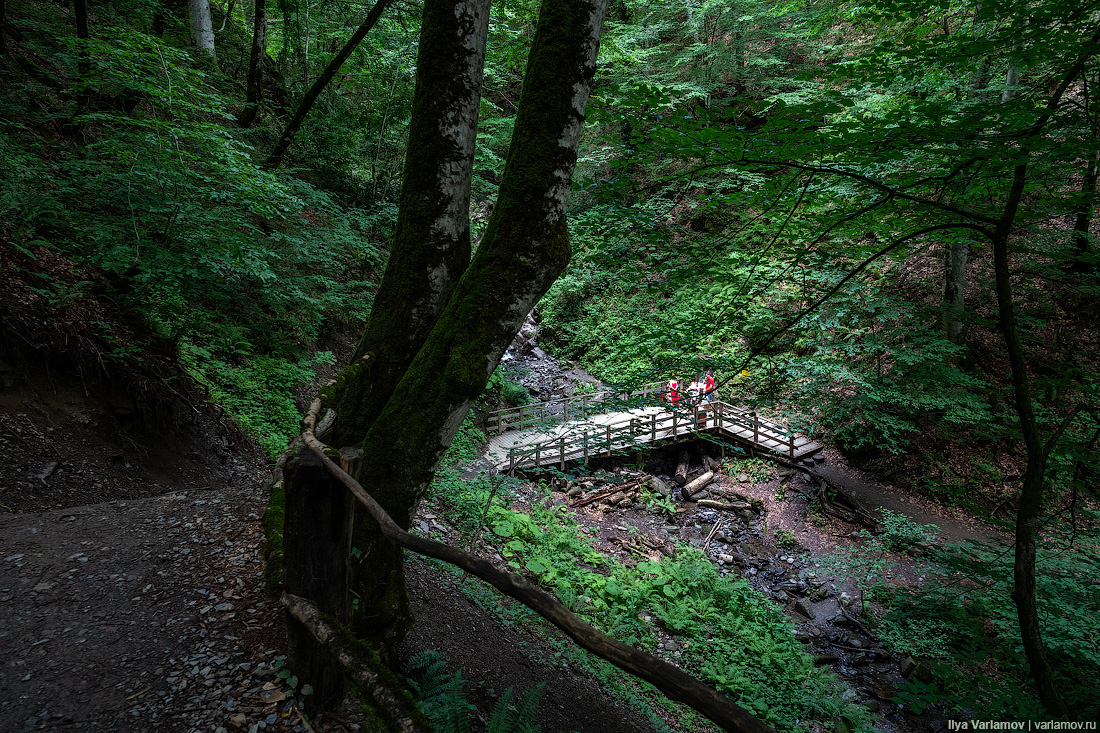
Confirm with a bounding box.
[704,370,716,404]
[667,377,680,406]
[688,375,702,405]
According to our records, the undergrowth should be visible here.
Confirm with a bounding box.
[427,452,870,731]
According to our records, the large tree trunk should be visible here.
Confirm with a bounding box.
[1070,151,1098,272]
[329,0,489,451]
[328,0,610,653]
[992,164,1069,717]
[238,0,266,128]
[264,0,394,166]
[188,0,215,56]
[325,0,492,650]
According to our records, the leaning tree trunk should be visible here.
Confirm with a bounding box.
[327,0,611,653]
[329,0,489,451]
[188,0,215,56]
[238,0,267,128]
[264,0,394,167]
[992,163,1069,717]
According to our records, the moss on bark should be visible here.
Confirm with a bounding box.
[331,0,491,448]
[340,0,609,649]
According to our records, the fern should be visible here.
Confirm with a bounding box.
[405,651,545,733]
[486,681,545,733]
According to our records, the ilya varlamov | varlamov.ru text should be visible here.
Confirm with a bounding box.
[948,722,1097,731]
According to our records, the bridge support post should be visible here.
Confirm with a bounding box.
[559,437,566,471]
[606,425,611,456]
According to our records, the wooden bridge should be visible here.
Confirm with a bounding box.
[483,384,823,474]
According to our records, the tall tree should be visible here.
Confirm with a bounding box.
[323,0,611,651]
[188,0,215,56]
[239,0,266,127]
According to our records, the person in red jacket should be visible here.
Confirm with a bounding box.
[667,377,680,406]
[704,370,717,403]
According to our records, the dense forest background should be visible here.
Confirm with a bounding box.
[2,0,1099,728]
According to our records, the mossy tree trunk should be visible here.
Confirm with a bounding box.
[329,0,490,451]
[324,0,610,653]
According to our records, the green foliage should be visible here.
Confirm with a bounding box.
[1,13,392,457]
[440,414,488,467]
[844,510,1100,720]
[404,650,544,733]
[877,509,938,552]
[485,364,531,406]
[445,493,869,730]
[183,346,335,458]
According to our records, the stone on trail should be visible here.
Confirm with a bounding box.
[792,598,816,619]
[649,477,672,497]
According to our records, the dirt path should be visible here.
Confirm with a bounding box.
[0,479,298,732]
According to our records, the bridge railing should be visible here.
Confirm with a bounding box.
[503,402,799,473]
[486,381,668,435]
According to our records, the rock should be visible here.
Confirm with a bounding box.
[773,590,790,603]
[792,598,816,619]
[738,473,748,482]
[717,553,734,565]
[838,592,853,609]
[229,713,248,729]
[566,487,582,498]
[649,477,672,497]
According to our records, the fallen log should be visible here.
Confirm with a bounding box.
[569,476,650,508]
[674,449,691,486]
[697,499,756,512]
[681,471,714,498]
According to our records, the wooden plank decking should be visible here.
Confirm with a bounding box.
[484,400,822,473]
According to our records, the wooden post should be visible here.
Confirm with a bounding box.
[535,444,541,467]
[789,432,794,458]
[559,437,566,470]
[282,449,355,712]
[672,412,678,436]
[651,413,657,442]
[583,431,588,461]
[753,413,758,445]
[606,425,612,456]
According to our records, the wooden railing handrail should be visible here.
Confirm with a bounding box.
[502,401,804,470]
[485,381,667,434]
